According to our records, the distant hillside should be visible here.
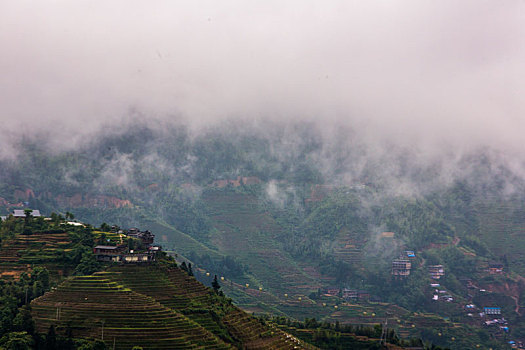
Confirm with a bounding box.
[0,216,419,349]
[3,121,525,348]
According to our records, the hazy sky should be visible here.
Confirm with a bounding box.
[1,1,524,154]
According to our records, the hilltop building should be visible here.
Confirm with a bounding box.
[1,209,42,221]
[127,228,155,246]
[94,244,160,263]
[392,258,411,277]
[93,245,125,262]
[13,209,42,218]
[94,227,160,263]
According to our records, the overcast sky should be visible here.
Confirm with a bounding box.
[1,1,524,155]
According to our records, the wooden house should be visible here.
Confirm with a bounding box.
[488,263,504,274]
[392,258,411,277]
[428,265,445,279]
[93,245,125,262]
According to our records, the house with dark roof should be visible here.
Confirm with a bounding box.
[126,229,154,246]
[94,226,161,263]
[93,244,159,263]
[93,245,126,262]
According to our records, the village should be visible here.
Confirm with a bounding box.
[1,209,162,264]
[93,227,161,263]
[390,246,517,346]
[2,208,521,348]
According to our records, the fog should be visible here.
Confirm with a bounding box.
[1,1,524,158]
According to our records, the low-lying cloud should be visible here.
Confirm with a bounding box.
[1,1,524,159]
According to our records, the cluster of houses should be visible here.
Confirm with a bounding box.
[481,307,509,333]
[509,340,524,349]
[430,283,453,302]
[390,251,448,282]
[93,228,160,263]
[464,303,509,334]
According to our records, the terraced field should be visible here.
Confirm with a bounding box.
[202,191,317,296]
[475,200,525,275]
[103,265,213,312]
[103,264,313,349]
[0,232,71,280]
[274,324,406,350]
[31,274,231,350]
[332,227,366,265]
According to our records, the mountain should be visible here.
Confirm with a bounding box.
[0,217,411,349]
[2,120,525,349]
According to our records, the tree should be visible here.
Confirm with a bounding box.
[23,209,33,222]
[91,339,108,350]
[74,252,100,275]
[12,307,34,335]
[22,209,33,236]
[211,275,221,294]
[32,267,50,291]
[44,325,56,350]
[77,340,107,350]
[0,331,34,350]
[188,263,194,276]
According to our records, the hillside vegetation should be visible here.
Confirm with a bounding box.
[2,121,525,349]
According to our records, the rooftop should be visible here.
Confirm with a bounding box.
[13,209,41,217]
[94,245,119,250]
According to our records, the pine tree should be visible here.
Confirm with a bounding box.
[212,275,220,293]
[45,325,57,350]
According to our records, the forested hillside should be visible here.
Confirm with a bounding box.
[2,120,525,349]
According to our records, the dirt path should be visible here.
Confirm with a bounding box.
[510,295,521,315]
